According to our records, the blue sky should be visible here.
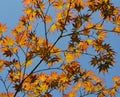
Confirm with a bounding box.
[0,0,23,27]
[0,0,120,97]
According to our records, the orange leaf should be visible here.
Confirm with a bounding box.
[112,76,120,82]
[79,41,88,51]
[113,26,120,34]
[109,88,116,96]
[45,15,52,23]
[23,0,31,5]
[3,36,14,46]
[16,31,27,46]
[53,0,64,10]
[67,91,76,97]
[0,60,4,72]
[0,23,6,33]
[97,31,106,39]
[0,92,14,97]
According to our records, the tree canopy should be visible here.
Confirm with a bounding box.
[0,0,120,97]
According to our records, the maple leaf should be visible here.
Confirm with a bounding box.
[0,23,6,33]
[113,26,120,34]
[44,15,52,23]
[49,24,56,32]
[0,0,120,97]
[50,72,58,79]
[97,31,106,39]
[79,41,88,51]
[86,39,93,45]
[67,91,76,97]
[3,60,12,67]
[0,92,14,97]
[113,14,120,25]
[39,73,47,82]
[64,52,75,63]
[24,6,33,15]
[25,59,33,67]
[53,0,64,10]
[16,31,27,46]
[37,83,48,92]
[112,76,120,82]
[23,0,31,5]
[3,49,13,57]
[109,88,116,97]
[0,60,4,72]
[3,36,14,46]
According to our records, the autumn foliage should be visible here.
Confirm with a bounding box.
[0,0,120,97]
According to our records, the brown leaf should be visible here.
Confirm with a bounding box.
[3,49,13,57]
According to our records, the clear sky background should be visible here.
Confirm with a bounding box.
[0,0,120,97]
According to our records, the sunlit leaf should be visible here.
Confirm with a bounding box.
[97,31,106,39]
[16,31,27,46]
[53,0,64,10]
[23,0,31,5]
[64,52,75,63]
[49,23,56,32]
[3,36,14,46]
[112,76,120,82]
[45,15,52,23]
[0,23,6,33]
[25,59,33,67]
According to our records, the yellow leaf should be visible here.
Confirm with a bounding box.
[104,0,109,3]
[26,59,33,67]
[24,6,33,15]
[39,73,47,82]
[109,88,116,96]
[86,39,93,45]
[64,52,75,63]
[40,83,48,92]
[49,24,56,32]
